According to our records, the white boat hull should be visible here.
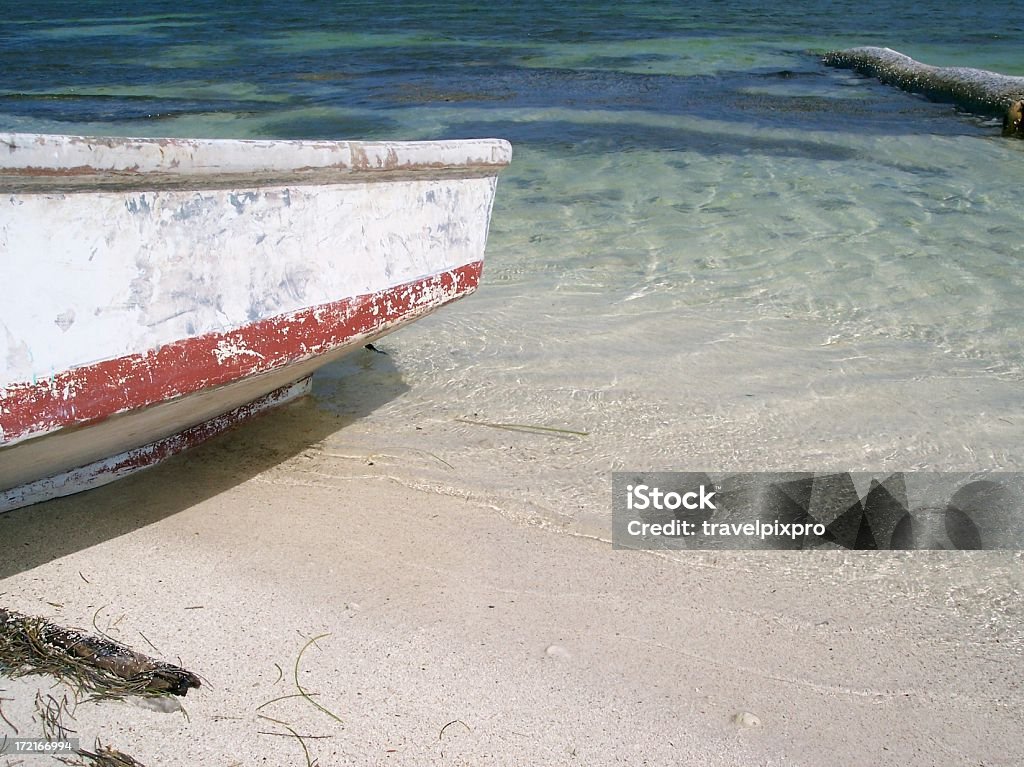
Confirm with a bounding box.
[0,133,511,512]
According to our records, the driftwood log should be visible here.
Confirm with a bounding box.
[823,46,1024,136]
[0,607,200,697]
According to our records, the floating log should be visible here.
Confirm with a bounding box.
[822,46,1024,136]
[0,608,200,697]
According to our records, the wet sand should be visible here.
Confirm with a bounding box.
[1,397,1022,767]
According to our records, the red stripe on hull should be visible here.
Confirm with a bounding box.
[1,261,481,444]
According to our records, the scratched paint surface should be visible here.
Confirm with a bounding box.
[0,134,508,461]
[0,133,513,191]
[1,181,496,388]
[0,377,312,512]
[0,262,481,460]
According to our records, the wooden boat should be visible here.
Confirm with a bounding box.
[0,132,511,512]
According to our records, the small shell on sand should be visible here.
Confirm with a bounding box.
[732,711,762,728]
[544,644,572,659]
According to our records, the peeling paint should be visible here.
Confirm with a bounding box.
[54,310,75,332]
[0,133,512,193]
[0,376,312,513]
[1,261,483,493]
[228,191,259,214]
[0,132,510,509]
[125,195,151,215]
[213,339,265,365]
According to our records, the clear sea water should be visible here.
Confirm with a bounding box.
[4,1,1024,532]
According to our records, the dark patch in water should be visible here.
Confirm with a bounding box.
[0,6,1009,144]
[390,83,513,105]
[0,93,277,122]
[578,53,678,69]
[816,197,856,211]
[441,117,862,161]
[259,112,401,140]
[755,69,826,79]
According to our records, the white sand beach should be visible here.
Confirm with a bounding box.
[6,3,1024,766]
[1,394,1021,767]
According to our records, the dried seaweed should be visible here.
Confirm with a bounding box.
[255,636,343,767]
[31,691,145,767]
[35,690,75,741]
[0,608,200,700]
[0,692,17,734]
[62,740,148,767]
[455,417,589,438]
[293,634,343,726]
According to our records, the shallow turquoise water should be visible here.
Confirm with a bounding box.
[3,2,1024,525]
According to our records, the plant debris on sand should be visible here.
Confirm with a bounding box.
[1,608,203,766]
[0,607,200,699]
[65,740,151,767]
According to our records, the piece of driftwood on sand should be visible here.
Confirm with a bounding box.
[823,46,1024,135]
[0,607,200,698]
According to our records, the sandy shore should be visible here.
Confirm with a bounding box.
[1,398,1022,766]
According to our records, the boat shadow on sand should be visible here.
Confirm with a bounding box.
[0,348,408,581]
